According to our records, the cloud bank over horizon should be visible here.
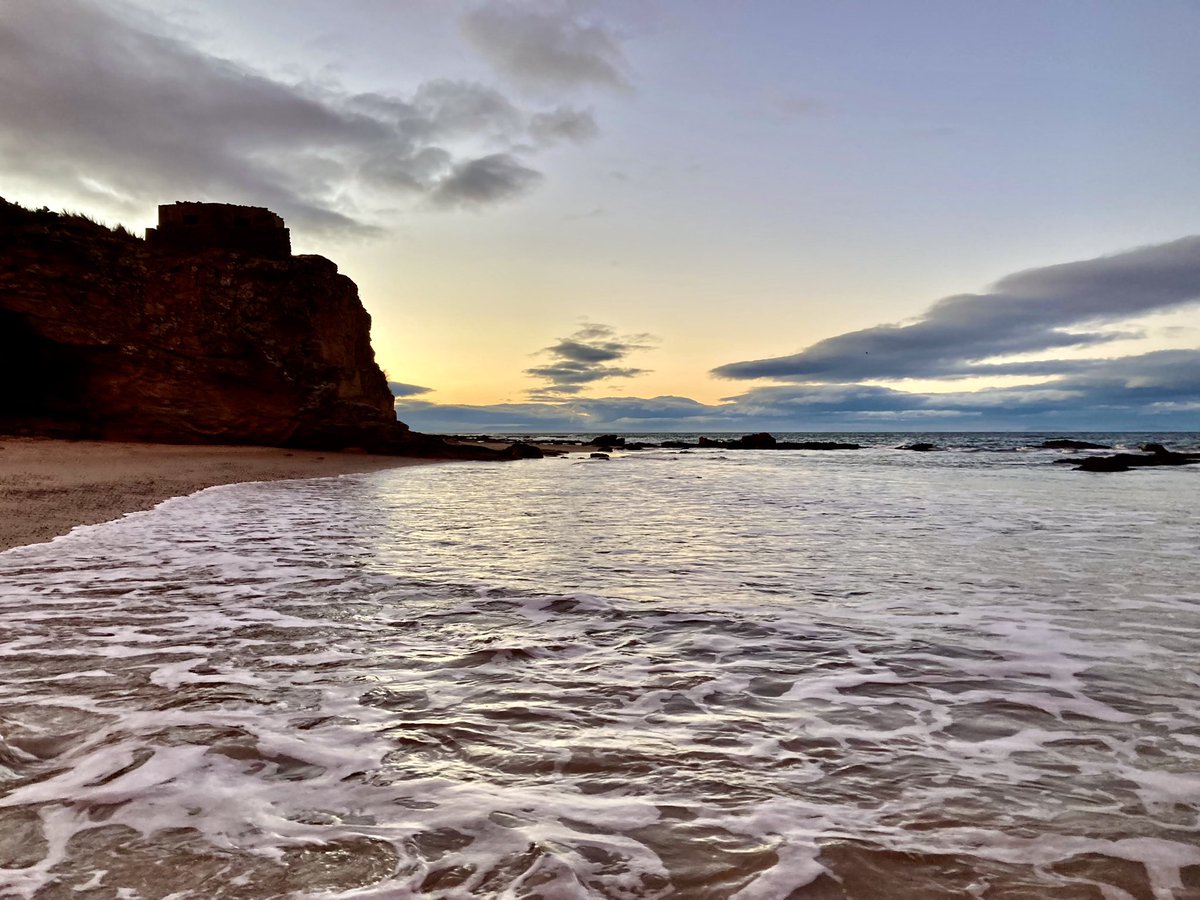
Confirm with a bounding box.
[397,349,1200,433]
[0,1,619,232]
[398,236,1200,432]
[713,236,1200,384]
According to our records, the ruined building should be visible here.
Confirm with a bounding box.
[146,201,291,258]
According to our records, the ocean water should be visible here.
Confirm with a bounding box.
[1,433,1198,899]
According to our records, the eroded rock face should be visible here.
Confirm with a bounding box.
[0,199,404,448]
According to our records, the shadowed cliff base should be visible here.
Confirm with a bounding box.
[0,198,536,461]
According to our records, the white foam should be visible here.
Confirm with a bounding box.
[0,448,1197,896]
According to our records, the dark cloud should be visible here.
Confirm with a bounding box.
[0,1,599,232]
[397,349,1200,433]
[720,349,1200,428]
[394,399,591,433]
[431,154,542,208]
[714,236,1200,383]
[529,107,600,144]
[460,2,631,93]
[525,324,655,397]
[388,382,433,398]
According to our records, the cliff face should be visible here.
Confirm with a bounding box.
[0,199,405,449]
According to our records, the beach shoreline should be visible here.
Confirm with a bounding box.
[0,437,448,552]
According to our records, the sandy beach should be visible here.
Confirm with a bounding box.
[0,437,442,552]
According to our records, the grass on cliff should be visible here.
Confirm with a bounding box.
[0,197,141,244]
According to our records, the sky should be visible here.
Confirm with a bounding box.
[2,0,1198,432]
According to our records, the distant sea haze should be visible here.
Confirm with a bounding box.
[1,436,1197,897]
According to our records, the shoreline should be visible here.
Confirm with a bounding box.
[0,437,447,552]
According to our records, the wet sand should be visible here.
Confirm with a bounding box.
[0,438,443,552]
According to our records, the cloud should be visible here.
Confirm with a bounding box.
[388,381,433,398]
[461,2,631,93]
[396,349,1200,433]
[0,1,601,232]
[524,323,655,397]
[431,153,542,208]
[529,106,600,144]
[714,236,1200,383]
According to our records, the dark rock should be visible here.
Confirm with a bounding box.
[734,432,777,449]
[658,441,692,449]
[1075,446,1197,472]
[597,445,614,453]
[1076,454,1143,472]
[589,452,610,460]
[696,433,860,451]
[499,442,544,460]
[592,434,625,445]
[0,197,522,461]
[1040,439,1111,450]
[897,443,943,452]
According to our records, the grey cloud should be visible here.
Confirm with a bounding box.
[388,381,433,397]
[394,399,591,432]
[525,324,654,396]
[0,1,597,232]
[574,395,714,421]
[526,363,646,384]
[722,349,1200,426]
[714,236,1200,383]
[410,80,522,138]
[398,349,1200,433]
[431,153,542,208]
[461,2,630,93]
[529,107,600,144]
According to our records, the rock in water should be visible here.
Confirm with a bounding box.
[1039,439,1111,450]
[1075,445,1198,472]
[0,199,444,453]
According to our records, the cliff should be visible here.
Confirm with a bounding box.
[0,198,512,457]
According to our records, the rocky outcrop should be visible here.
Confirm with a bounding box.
[1039,439,1111,450]
[1073,444,1200,472]
[0,198,531,458]
[698,433,861,450]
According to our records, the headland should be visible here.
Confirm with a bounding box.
[0,197,553,549]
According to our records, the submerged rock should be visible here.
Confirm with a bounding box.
[897,443,944,452]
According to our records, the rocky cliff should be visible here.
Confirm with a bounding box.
[0,198,500,456]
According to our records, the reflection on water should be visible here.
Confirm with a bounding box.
[1,444,1199,898]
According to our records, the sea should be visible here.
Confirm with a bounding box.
[1,432,1198,899]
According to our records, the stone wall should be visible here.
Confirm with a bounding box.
[146,201,291,259]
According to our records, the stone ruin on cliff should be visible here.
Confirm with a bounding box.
[146,201,291,258]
